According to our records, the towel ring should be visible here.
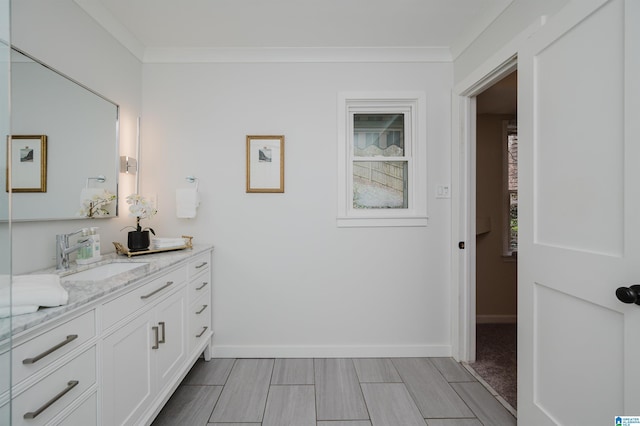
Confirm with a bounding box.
[185,176,199,191]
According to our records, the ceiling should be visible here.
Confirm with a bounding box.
[74,0,514,61]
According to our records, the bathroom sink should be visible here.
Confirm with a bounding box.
[62,262,149,281]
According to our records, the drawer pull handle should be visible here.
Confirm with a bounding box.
[196,305,208,314]
[23,380,79,419]
[140,281,174,300]
[152,326,160,349]
[196,326,208,338]
[22,334,78,365]
[159,321,166,344]
[196,282,208,291]
[195,262,208,269]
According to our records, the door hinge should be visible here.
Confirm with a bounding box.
[458,241,465,249]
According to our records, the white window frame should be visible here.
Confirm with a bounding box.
[502,119,518,257]
[337,91,428,227]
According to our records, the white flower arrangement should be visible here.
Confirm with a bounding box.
[123,194,157,233]
[79,189,116,218]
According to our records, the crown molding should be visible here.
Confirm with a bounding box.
[143,47,452,64]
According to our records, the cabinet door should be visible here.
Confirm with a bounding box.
[155,289,186,391]
[102,311,155,426]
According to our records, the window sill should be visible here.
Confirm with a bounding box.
[337,216,428,228]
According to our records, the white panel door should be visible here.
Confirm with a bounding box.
[518,0,640,424]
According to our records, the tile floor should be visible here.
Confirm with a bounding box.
[152,357,516,426]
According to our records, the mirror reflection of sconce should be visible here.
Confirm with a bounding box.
[120,156,138,175]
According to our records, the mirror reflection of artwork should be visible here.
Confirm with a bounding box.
[20,147,34,162]
[259,147,272,162]
[7,135,48,193]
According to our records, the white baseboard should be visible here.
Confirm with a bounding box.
[476,315,517,324]
[211,344,452,359]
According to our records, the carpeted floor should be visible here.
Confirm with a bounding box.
[470,323,517,409]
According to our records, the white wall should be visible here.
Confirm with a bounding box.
[8,0,142,273]
[141,61,453,357]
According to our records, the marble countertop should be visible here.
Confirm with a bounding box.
[1,244,213,342]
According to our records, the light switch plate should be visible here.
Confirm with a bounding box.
[436,185,450,198]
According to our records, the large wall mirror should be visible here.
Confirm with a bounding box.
[0,47,119,221]
[0,36,11,423]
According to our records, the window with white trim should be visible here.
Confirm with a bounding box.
[338,92,427,227]
[503,120,518,256]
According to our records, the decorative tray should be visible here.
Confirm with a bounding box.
[113,236,194,258]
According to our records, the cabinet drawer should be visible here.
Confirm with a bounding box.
[54,392,97,426]
[188,253,210,279]
[12,346,96,426]
[188,276,211,304]
[189,296,211,352]
[102,266,187,330]
[13,310,95,385]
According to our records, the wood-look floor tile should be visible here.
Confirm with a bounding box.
[317,421,373,426]
[361,383,427,426]
[209,423,261,426]
[425,419,483,426]
[209,358,274,423]
[392,358,475,418]
[450,382,516,426]
[272,358,315,384]
[151,385,222,426]
[430,358,476,383]
[262,385,316,426]
[353,358,402,383]
[315,358,369,421]
[183,358,236,385]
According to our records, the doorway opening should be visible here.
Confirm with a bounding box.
[469,70,518,410]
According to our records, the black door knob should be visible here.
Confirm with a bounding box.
[615,285,640,305]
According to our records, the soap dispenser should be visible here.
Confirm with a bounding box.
[90,227,101,261]
[76,228,93,264]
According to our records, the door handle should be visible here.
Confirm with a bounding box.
[615,285,640,305]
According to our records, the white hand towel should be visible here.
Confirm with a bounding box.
[151,237,187,249]
[0,305,40,318]
[176,188,199,219]
[0,274,68,309]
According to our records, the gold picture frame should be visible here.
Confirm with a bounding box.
[6,135,48,192]
[246,135,284,193]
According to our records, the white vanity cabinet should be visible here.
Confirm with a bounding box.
[101,268,187,426]
[5,246,214,426]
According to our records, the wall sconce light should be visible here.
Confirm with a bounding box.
[120,156,138,174]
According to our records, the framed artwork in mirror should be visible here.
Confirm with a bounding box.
[6,135,47,192]
[246,135,284,193]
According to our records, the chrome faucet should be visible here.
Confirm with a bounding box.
[56,229,91,270]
